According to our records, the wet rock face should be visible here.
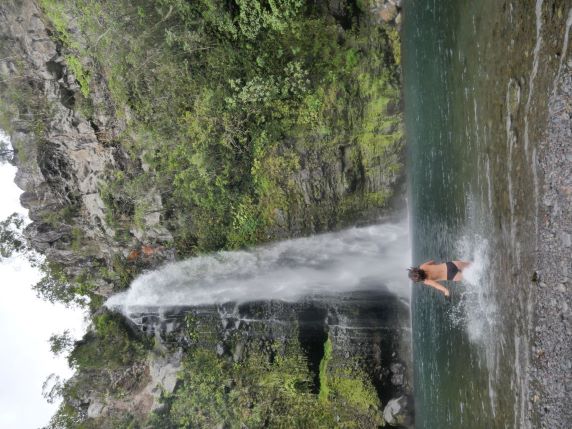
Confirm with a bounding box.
[127,290,413,421]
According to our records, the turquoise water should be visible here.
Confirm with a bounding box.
[403,0,570,427]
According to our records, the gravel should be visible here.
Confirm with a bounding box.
[529,59,572,428]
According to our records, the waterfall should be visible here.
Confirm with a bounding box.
[106,218,411,312]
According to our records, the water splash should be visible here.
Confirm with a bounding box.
[106,219,411,312]
[449,235,495,345]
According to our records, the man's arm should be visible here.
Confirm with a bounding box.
[423,279,450,297]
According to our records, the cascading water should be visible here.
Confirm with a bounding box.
[106,218,411,313]
[105,217,414,420]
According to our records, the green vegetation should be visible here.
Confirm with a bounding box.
[0,213,26,258]
[69,311,150,370]
[37,0,402,256]
[64,55,90,97]
[48,330,74,356]
[41,205,80,228]
[318,336,332,402]
[45,316,388,428]
[0,1,404,427]
[149,330,383,428]
[33,261,77,304]
[45,309,152,429]
[318,336,384,426]
[33,261,89,306]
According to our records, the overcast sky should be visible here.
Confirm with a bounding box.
[0,132,86,429]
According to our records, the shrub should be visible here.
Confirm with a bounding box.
[69,311,148,370]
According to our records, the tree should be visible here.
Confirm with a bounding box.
[33,261,78,306]
[0,139,14,164]
[42,373,65,404]
[49,330,75,357]
[0,212,26,259]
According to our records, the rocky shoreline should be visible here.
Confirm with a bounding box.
[529,56,572,428]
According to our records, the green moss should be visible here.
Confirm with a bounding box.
[65,55,90,97]
[317,336,383,424]
[331,370,381,410]
[38,0,81,50]
[387,27,401,66]
[318,337,332,402]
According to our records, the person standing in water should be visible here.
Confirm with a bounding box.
[408,260,471,297]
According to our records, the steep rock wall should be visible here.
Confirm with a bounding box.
[0,0,171,295]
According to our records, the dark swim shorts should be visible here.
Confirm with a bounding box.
[446,261,460,281]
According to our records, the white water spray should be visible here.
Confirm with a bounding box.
[106,220,411,312]
[453,235,494,343]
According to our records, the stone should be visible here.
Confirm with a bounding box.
[383,395,411,426]
[507,78,521,116]
[390,373,404,386]
[378,3,398,22]
[87,399,106,418]
[147,349,183,411]
[233,341,245,362]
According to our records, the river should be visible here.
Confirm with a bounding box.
[403,0,570,427]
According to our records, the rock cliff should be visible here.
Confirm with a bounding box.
[1,0,404,300]
[122,290,412,426]
[0,0,409,427]
[1,0,136,295]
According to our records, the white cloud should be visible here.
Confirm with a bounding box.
[0,132,86,429]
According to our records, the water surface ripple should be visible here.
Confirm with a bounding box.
[403,1,568,427]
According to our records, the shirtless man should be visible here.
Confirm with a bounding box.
[407,260,471,297]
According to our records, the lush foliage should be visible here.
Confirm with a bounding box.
[4,1,405,427]
[149,332,383,428]
[69,311,150,370]
[45,310,151,429]
[38,0,402,256]
[49,330,75,356]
